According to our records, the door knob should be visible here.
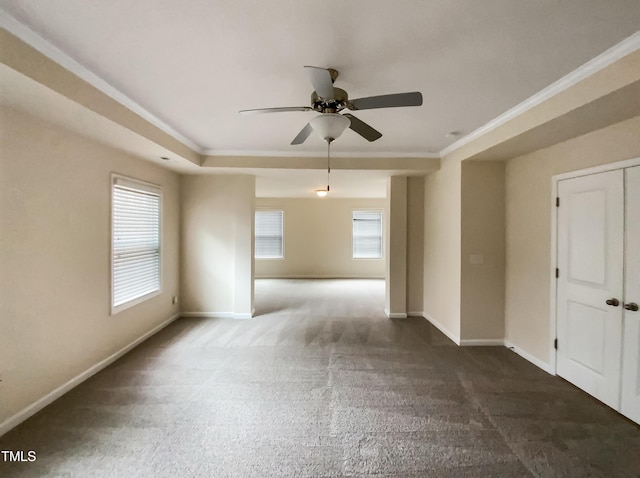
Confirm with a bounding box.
[624,302,639,312]
[606,298,620,307]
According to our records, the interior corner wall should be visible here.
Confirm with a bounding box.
[180,174,255,316]
[505,115,640,366]
[0,106,181,429]
[233,177,256,316]
[254,197,385,279]
[406,177,424,314]
[460,161,505,342]
[385,176,408,317]
[422,157,462,342]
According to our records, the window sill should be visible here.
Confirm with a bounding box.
[111,289,161,316]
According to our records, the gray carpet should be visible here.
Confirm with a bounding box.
[1,279,639,477]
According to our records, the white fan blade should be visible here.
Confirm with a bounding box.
[304,66,335,100]
[240,106,312,115]
[349,92,423,110]
[291,123,314,145]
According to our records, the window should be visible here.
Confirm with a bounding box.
[352,210,383,259]
[111,176,161,313]
[255,210,284,259]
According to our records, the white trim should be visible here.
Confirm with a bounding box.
[113,175,162,195]
[550,156,640,374]
[384,308,408,319]
[234,311,254,320]
[407,310,423,317]
[459,339,505,346]
[550,176,559,373]
[111,290,162,316]
[181,311,254,319]
[0,313,181,437]
[552,157,640,182]
[254,275,385,279]
[440,31,640,158]
[203,149,441,159]
[505,340,555,375]
[421,312,460,345]
[181,311,235,318]
[0,9,202,154]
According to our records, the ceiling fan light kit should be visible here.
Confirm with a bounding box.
[310,113,350,143]
[240,66,423,145]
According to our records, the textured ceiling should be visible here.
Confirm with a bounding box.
[1,0,639,158]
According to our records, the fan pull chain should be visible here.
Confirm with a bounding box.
[327,141,331,192]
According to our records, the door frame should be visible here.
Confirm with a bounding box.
[550,156,640,375]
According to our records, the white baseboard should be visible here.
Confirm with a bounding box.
[459,339,505,346]
[181,311,233,318]
[182,311,254,319]
[255,275,385,280]
[384,308,408,319]
[505,340,555,375]
[422,312,460,345]
[421,313,506,347]
[234,309,254,320]
[407,310,423,317]
[0,312,181,437]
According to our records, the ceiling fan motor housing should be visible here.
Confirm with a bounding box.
[311,88,349,113]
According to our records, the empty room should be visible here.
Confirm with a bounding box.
[1,1,640,476]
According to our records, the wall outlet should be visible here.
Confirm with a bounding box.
[172,295,178,305]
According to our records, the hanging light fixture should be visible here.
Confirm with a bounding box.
[309,113,350,143]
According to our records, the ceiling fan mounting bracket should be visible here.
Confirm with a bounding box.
[311,88,349,113]
[327,68,339,83]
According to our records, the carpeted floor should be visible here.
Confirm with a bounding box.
[1,279,639,477]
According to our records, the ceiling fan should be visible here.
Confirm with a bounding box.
[239,66,423,145]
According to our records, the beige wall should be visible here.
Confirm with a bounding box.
[422,157,462,340]
[385,176,408,316]
[180,175,255,316]
[406,177,424,314]
[254,197,385,279]
[460,161,505,341]
[505,115,640,365]
[0,106,180,427]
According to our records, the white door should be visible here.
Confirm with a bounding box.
[556,170,624,410]
[621,166,640,423]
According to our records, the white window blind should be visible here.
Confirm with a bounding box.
[255,211,283,259]
[112,177,161,311]
[353,210,383,259]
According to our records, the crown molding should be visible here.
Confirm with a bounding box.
[0,9,203,154]
[203,149,441,159]
[4,8,637,164]
[439,31,640,158]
